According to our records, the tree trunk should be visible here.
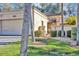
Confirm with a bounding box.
[77,3,79,45]
[31,8,35,42]
[20,3,31,56]
[61,3,64,37]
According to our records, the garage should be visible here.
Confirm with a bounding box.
[2,19,23,35]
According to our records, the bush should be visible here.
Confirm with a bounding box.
[58,31,65,37]
[67,30,71,38]
[35,38,48,44]
[51,31,57,37]
[35,31,42,37]
[71,27,77,40]
[58,31,61,37]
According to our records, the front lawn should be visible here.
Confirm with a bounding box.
[0,39,79,56]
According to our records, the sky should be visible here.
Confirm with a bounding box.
[63,3,77,19]
[0,3,24,11]
[0,3,77,19]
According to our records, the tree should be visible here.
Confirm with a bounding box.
[31,5,35,42]
[77,3,79,45]
[20,3,32,56]
[61,3,64,37]
[34,3,61,14]
[65,16,76,25]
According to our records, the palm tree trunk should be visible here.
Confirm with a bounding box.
[77,3,79,45]
[61,3,64,37]
[20,3,31,56]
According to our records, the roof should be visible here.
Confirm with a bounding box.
[45,12,61,16]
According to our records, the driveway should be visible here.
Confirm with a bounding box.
[0,36,21,43]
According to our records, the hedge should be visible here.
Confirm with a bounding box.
[58,31,61,37]
[51,31,57,37]
[34,31,42,37]
[58,30,65,37]
[71,27,77,40]
[67,30,71,38]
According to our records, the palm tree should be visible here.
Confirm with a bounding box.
[20,3,32,56]
[77,3,79,45]
[61,3,64,37]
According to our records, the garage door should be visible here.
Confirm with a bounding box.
[2,20,23,35]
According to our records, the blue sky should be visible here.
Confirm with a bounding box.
[0,3,77,11]
[0,3,24,10]
[63,3,77,19]
[0,3,77,18]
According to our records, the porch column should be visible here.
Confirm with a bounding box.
[65,31,67,37]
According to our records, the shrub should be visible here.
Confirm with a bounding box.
[67,30,71,38]
[51,31,57,37]
[47,30,51,34]
[58,31,61,37]
[71,27,77,40]
[34,31,42,37]
[58,31,65,37]
[35,38,48,44]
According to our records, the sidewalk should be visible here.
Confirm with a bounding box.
[0,36,77,46]
[53,37,77,46]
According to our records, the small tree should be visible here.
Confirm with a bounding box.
[65,16,76,25]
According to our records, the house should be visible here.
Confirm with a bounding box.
[51,25,76,37]
[0,7,48,36]
[46,13,76,37]
[47,15,61,31]
[0,5,76,38]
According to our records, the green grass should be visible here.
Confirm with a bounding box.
[0,43,20,56]
[28,39,79,56]
[0,39,79,56]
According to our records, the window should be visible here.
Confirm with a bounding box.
[41,21,44,26]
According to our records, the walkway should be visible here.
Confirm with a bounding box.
[35,37,77,46]
[53,37,77,46]
[0,36,77,46]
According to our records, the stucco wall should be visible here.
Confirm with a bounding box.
[0,9,48,35]
[34,9,48,34]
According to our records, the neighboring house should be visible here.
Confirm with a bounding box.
[47,15,61,31]
[52,25,76,37]
[0,8,48,36]
[46,13,76,37]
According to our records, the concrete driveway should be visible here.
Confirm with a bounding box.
[0,36,21,43]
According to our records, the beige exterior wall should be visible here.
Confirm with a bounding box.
[0,11,23,20]
[33,9,48,34]
[0,9,48,35]
[52,25,76,31]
